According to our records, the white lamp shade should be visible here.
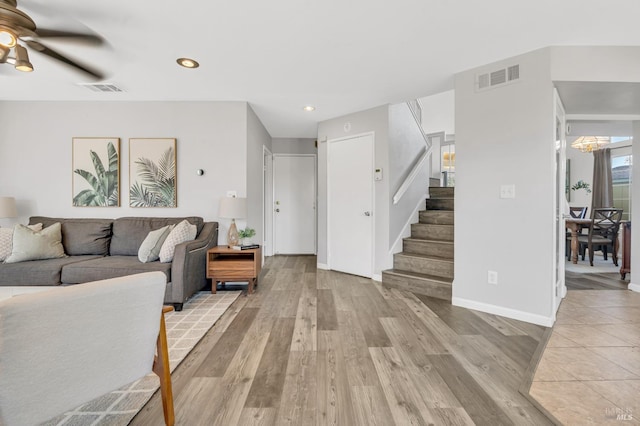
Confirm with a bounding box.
[0,197,17,219]
[218,197,247,219]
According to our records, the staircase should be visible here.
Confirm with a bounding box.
[382,187,454,301]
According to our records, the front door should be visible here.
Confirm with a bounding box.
[273,155,316,254]
[328,133,374,278]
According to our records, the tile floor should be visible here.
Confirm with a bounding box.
[530,290,640,425]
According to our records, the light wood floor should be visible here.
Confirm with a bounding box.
[132,255,552,425]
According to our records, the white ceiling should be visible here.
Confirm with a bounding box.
[2,0,640,137]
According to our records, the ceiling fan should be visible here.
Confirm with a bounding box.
[0,0,105,79]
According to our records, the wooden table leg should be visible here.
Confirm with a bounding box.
[211,279,217,294]
[568,224,580,264]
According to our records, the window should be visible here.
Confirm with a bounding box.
[612,146,632,221]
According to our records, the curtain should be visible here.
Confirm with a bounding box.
[591,148,613,210]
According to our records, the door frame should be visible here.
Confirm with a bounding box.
[273,153,318,255]
[326,131,375,277]
[553,89,567,314]
[263,146,273,257]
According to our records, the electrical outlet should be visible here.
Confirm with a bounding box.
[488,270,498,285]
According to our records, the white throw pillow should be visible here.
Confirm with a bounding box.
[0,224,43,262]
[159,220,197,263]
[5,223,66,263]
[138,224,174,263]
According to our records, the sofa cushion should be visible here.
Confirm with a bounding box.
[0,224,42,262]
[61,256,171,284]
[5,223,66,264]
[0,256,102,286]
[159,220,197,263]
[29,217,112,256]
[110,217,203,256]
[138,225,174,263]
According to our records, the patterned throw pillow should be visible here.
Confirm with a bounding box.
[0,223,43,262]
[138,224,174,263]
[159,220,197,263]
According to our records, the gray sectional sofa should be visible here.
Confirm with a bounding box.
[0,216,218,310]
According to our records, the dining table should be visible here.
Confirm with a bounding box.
[565,217,592,264]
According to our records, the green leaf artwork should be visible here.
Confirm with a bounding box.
[73,140,119,207]
[129,144,176,207]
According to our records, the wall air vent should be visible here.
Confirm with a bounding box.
[475,64,520,92]
[79,83,124,93]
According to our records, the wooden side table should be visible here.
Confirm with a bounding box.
[206,246,262,294]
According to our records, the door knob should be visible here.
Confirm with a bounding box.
[276,208,280,212]
[364,211,371,216]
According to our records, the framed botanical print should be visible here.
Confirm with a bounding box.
[72,137,120,207]
[129,138,177,207]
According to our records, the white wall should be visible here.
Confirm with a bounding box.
[632,121,640,293]
[454,48,556,326]
[551,46,640,82]
[566,138,594,209]
[388,103,429,249]
[0,101,262,245]
[317,105,390,274]
[419,90,455,136]
[246,104,273,246]
[272,138,317,154]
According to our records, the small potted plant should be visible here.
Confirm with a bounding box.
[571,180,592,194]
[238,228,256,245]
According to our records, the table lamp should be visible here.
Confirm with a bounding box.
[218,196,247,247]
[0,197,17,220]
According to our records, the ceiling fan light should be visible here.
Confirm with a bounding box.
[0,45,9,63]
[14,44,33,72]
[0,29,17,48]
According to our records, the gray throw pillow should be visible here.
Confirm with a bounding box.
[5,223,66,263]
[138,225,174,263]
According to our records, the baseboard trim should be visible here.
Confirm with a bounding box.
[629,282,640,292]
[317,263,329,270]
[452,297,555,327]
[372,273,382,282]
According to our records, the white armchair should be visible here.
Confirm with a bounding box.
[0,272,174,426]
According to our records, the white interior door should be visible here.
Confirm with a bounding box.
[554,90,567,311]
[263,147,273,257]
[328,133,374,278]
[274,155,316,254]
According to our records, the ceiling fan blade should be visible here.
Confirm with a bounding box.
[33,28,104,46]
[25,40,104,79]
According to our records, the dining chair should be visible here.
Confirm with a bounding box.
[566,207,588,260]
[0,272,175,426]
[577,208,623,266]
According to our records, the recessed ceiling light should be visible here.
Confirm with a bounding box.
[303,105,315,112]
[176,57,199,68]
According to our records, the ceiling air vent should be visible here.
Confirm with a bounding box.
[79,83,124,93]
[476,64,520,92]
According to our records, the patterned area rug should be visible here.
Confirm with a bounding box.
[43,291,241,426]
